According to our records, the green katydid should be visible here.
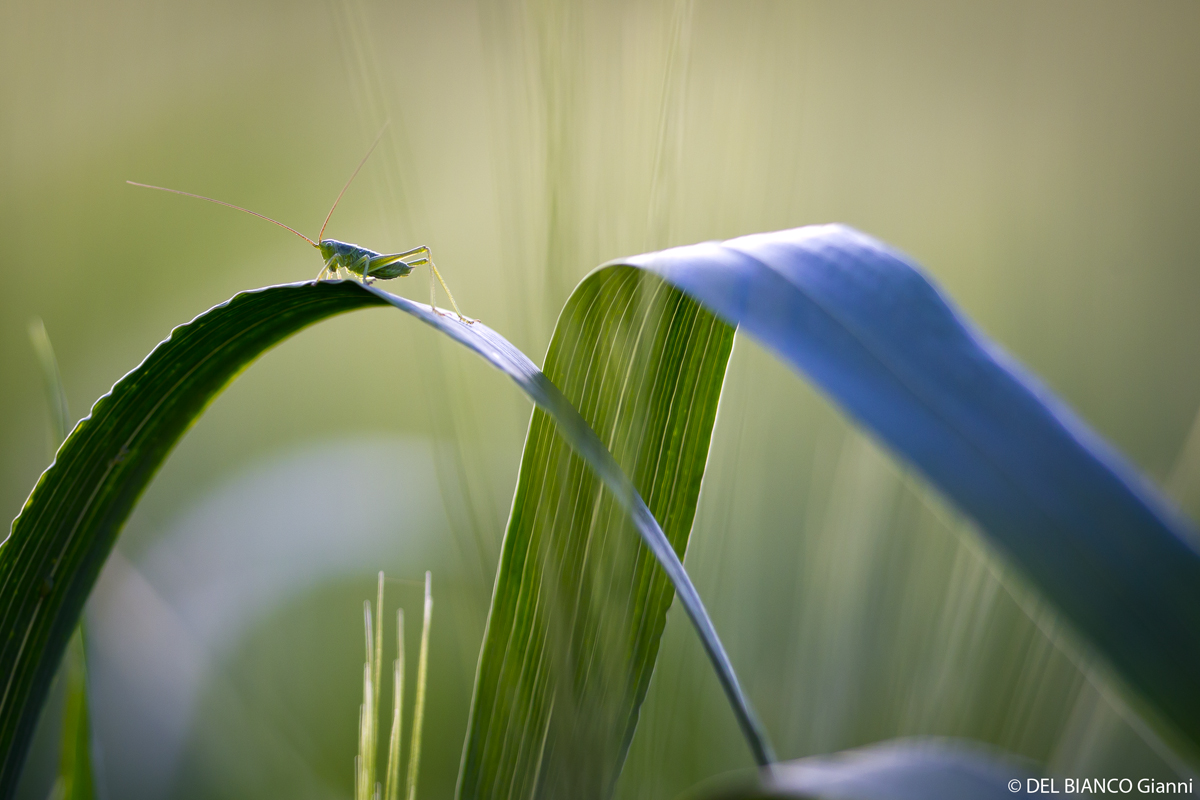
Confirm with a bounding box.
[128,127,472,322]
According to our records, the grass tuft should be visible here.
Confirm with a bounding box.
[357,571,432,800]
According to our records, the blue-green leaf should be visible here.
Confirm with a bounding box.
[699,739,1040,800]
[623,224,1200,750]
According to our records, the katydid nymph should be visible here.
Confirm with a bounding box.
[128,128,472,322]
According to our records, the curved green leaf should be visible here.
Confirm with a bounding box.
[458,266,741,799]
[362,278,772,774]
[0,282,386,795]
[2,275,764,797]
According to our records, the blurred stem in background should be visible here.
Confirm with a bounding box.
[358,571,431,800]
[1166,408,1200,539]
[385,603,404,800]
[405,572,432,800]
[27,321,68,451]
[45,635,91,800]
[28,319,94,800]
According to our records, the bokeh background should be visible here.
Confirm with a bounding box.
[3,1,1199,798]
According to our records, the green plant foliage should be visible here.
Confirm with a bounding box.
[356,571,430,800]
[1,274,754,800]
[627,226,1200,754]
[0,282,387,796]
[11,221,1190,799]
[459,266,736,800]
[407,571,433,800]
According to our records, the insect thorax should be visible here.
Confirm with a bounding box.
[319,239,380,266]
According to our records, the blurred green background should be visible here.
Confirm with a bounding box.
[2,1,1198,798]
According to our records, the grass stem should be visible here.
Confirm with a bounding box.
[405,572,432,800]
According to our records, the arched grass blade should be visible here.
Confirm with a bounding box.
[0,282,386,796]
[1,276,766,797]
[624,224,1200,752]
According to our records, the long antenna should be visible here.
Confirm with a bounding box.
[320,122,390,242]
[127,181,317,247]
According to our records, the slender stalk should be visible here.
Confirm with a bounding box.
[405,573,432,800]
[30,319,95,800]
[372,572,384,789]
[28,319,69,447]
[357,598,377,800]
[384,610,405,800]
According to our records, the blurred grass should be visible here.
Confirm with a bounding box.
[4,0,1199,798]
[27,319,95,800]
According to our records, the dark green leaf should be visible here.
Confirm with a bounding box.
[0,282,386,796]
[2,276,763,798]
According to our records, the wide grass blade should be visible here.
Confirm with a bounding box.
[364,282,772,773]
[457,266,749,800]
[624,224,1200,752]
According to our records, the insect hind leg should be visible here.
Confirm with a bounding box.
[404,247,471,323]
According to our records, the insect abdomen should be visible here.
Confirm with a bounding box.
[366,261,414,279]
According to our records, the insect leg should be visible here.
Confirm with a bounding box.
[404,247,471,323]
[316,255,337,281]
[430,259,470,323]
[428,254,435,309]
[340,252,367,284]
